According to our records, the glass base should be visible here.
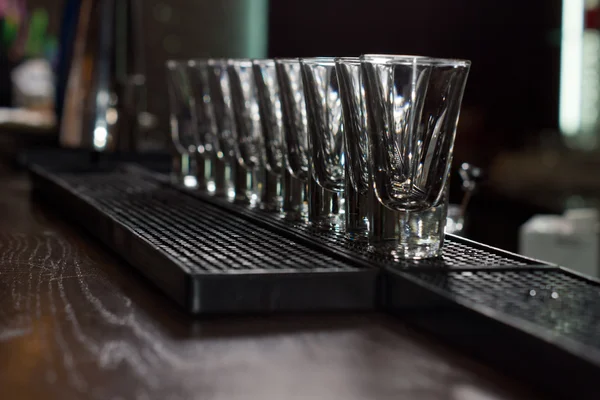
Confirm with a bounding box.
[170,173,198,188]
[346,229,369,242]
[206,179,217,194]
[310,214,344,231]
[211,183,230,201]
[258,169,281,213]
[282,173,307,222]
[367,237,443,260]
[234,191,260,207]
[283,205,308,222]
[367,199,447,260]
[260,199,282,212]
[345,214,369,242]
[226,187,236,202]
[212,188,230,198]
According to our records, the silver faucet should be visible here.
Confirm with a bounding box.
[59,0,146,153]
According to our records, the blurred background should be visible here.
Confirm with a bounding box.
[2,0,600,272]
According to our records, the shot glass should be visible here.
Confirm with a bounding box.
[335,57,370,241]
[275,58,310,221]
[300,57,344,230]
[336,57,400,244]
[252,59,284,213]
[361,54,470,258]
[188,59,217,192]
[227,59,263,206]
[166,60,200,186]
[206,59,236,199]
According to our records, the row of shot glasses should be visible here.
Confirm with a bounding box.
[166,55,470,259]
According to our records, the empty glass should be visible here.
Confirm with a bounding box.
[335,57,369,241]
[166,59,199,185]
[336,57,400,244]
[252,59,284,212]
[300,57,344,230]
[276,59,309,181]
[206,59,235,198]
[227,59,262,205]
[188,59,217,191]
[361,54,470,258]
[276,58,311,221]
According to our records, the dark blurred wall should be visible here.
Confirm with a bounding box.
[269,0,562,168]
[30,0,561,162]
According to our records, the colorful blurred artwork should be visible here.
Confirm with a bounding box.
[1,0,26,54]
[1,1,58,64]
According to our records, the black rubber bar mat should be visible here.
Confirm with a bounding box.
[384,267,600,399]
[29,163,378,314]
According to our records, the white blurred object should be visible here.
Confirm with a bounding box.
[519,208,599,277]
[564,207,599,231]
[11,59,55,109]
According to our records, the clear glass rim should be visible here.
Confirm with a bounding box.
[187,58,208,67]
[207,58,230,66]
[361,54,471,67]
[334,56,360,65]
[252,58,275,66]
[227,58,253,67]
[300,56,337,66]
[274,57,300,64]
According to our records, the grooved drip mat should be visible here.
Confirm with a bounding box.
[385,267,600,399]
[30,164,377,313]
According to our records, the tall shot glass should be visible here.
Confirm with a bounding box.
[188,59,217,192]
[166,60,199,185]
[227,59,263,206]
[300,57,344,230]
[276,58,320,222]
[207,59,236,199]
[252,59,284,212]
[336,57,400,243]
[361,55,470,258]
[335,57,369,240]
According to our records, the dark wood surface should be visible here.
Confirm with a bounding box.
[0,165,540,400]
